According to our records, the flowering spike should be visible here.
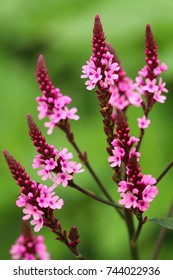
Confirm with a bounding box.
[145,24,159,79]
[92,15,107,67]
[36,55,79,134]
[3,150,33,189]
[10,221,50,260]
[68,226,80,249]
[27,114,56,159]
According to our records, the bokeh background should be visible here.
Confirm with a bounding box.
[1,0,173,260]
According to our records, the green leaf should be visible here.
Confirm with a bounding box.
[148,217,173,230]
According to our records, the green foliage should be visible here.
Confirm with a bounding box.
[148,218,173,230]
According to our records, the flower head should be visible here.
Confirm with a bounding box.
[10,222,50,260]
[3,150,64,232]
[36,54,79,134]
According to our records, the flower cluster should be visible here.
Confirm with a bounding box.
[107,43,142,111]
[28,114,84,187]
[36,54,79,134]
[134,24,168,128]
[81,15,119,92]
[108,111,158,212]
[81,15,143,112]
[10,223,50,260]
[3,150,64,232]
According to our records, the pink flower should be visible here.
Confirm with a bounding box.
[64,107,80,120]
[37,102,48,119]
[138,66,148,77]
[44,121,55,135]
[45,158,57,171]
[137,115,151,129]
[142,185,158,202]
[30,217,44,232]
[36,195,49,208]
[53,172,73,187]
[58,148,73,160]
[10,229,50,260]
[48,196,64,210]
[32,155,42,169]
[137,200,149,212]
[37,168,51,181]
[23,205,44,221]
[89,67,102,83]
[127,136,139,146]
[118,181,130,193]
[16,194,27,207]
[70,162,85,173]
[108,147,125,167]
[143,78,158,93]
[141,174,156,185]
[104,69,118,85]
[153,91,166,103]
[119,192,138,209]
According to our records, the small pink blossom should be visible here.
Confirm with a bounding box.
[30,217,44,232]
[108,147,125,167]
[141,174,156,185]
[89,67,102,84]
[137,115,151,129]
[45,158,57,171]
[23,205,44,221]
[53,172,73,187]
[137,200,149,212]
[32,155,42,169]
[143,78,158,93]
[118,181,130,193]
[104,69,118,85]
[58,148,73,160]
[138,66,148,77]
[142,185,158,202]
[153,91,166,103]
[64,107,80,120]
[37,168,51,181]
[44,121,55,135]
[48,196,64,209]
[119,192,138,209]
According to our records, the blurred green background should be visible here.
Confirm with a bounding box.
[1,0,173,260]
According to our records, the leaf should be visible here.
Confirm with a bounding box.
[148,217,173,230]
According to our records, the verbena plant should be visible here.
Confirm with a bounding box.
[3,15,173,260]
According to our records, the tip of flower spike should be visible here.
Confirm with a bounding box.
[3,149,11,162]
[27,114,39,137]
[95,14,100,21]
[145,24,153,39]
[37,54,46,71]
[27,113,34,127]
[94,14,102,28]
[146,24,151,32]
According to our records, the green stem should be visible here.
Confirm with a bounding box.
[156,160,173,184]
[69,181,124,219]
[124,209,140,259]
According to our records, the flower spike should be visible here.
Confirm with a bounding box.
[36,54,79,135]
[10,221,50,260]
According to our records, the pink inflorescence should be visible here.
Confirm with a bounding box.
[108,111,158,212]
[36,54,79,135]
[3,150,64,232]
[10,232,50,260]
[134,24,168,128]
[27,114,84,188]
[81,15,143,111]
[81,15,120,91]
